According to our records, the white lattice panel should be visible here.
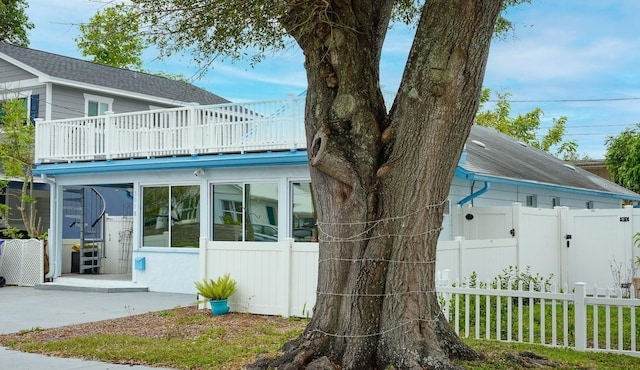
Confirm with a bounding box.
[0,239,43,286]
[19,240,44,286]
[0,240,23,285]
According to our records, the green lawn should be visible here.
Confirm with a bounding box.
[2,305,640,369]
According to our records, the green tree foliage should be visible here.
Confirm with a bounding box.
[0,99,41,238]
[605,124,640,192]
[0,0,33,47]
[476,88,578,160]
[75,3,146,70]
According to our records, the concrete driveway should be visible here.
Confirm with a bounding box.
[0,286,194,369]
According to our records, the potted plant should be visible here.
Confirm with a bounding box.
[195,273,237,315]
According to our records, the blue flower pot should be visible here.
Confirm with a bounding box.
[209,299,230,315]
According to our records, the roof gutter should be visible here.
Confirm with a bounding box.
[454,166,640,202]
[33,150,309,176]
[457,181,490,206]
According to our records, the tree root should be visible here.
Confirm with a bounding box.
[248,335,331,370]
[504,351,560,368]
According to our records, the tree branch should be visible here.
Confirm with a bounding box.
[309,129,356,187]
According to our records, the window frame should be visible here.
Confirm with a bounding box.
[140,184,200,248]
[211,181,279,242]
[526,194,538,207]
[290,181,317,242]
[83,93,113,116]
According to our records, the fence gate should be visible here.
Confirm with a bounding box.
[566,208,633,287]
[460,204,513,240]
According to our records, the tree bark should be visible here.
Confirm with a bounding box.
[252,1,502,368]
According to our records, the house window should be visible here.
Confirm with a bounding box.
[526,195,537,207]
[212,182,278,242]
[552,197,561,207]
[142,185,200,248]
[0,94,38,123]
[292,181,317,242]
[84,93,113,116]
[586,201,594,209]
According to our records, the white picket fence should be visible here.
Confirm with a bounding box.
[0,239,44,286]
[437,280,640,357]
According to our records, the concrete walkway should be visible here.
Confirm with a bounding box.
[0,286,195,369]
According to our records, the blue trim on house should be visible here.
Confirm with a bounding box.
[457,181,490,206]
[33,151,309,175]
[454,166,640,202]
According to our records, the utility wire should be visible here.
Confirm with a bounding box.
[491,97,640,103]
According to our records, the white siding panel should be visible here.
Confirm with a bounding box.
[0,59,36,82]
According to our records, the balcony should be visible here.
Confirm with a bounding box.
[35,98,307,164]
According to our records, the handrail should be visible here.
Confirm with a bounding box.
[35,97,307,164]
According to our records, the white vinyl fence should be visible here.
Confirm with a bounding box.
[440,203,640,288]
[199,236,640,357]
[437,280,640,357]
[199,204,640,319]
[0,239,44,286]
[199,238,318,318]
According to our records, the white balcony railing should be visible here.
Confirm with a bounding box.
[35,97,307,164]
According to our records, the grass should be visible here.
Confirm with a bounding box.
[3,311,304,369]
[6,330,640,369]
[458,338,640,369]
[17,327,46,335]
[3,306,640,369]
[11,333,294,369]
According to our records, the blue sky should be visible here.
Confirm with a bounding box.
[24,0,640,159]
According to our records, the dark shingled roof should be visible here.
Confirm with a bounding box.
[463,125,638,199]
[0,42,229,106]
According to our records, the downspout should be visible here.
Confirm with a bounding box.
[40,174,57,279]
[457,181,490,206]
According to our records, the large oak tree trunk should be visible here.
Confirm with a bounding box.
[253,1,502,368]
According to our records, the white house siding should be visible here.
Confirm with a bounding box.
[50,85,85,119]
[49,164,312,293]
[0,59,36,83]
[448,177,621,209]
[113,96,173,113]
[50,85,175,120]
[46,161,632,293]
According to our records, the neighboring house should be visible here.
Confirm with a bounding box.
[572,159,613,182]
[31,89,640,293]
[0,42,228,244]
[444,125,640,239]
[0,42,228,121]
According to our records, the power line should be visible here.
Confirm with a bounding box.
[491,97,640,103]
[538,123,636,130]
